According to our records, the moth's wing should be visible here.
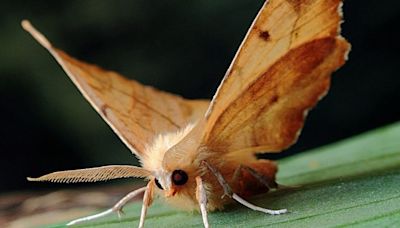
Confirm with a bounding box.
[22,21,209,158]
[203,0,350,157]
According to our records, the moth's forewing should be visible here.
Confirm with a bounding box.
[22,21,209,157]
[207,37,349,156]
[202,0,350,157]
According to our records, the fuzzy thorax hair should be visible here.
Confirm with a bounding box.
[140,123,196,172]
[140,123,208,211]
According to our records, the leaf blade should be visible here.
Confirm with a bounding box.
[50,122,400,227]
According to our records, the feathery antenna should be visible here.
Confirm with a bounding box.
[28,165,151,183]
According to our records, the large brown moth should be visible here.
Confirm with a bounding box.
[22,0,350,227]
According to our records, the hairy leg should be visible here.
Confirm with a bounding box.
[139,181,154,228]
[202,161,287,215]
[67,186,147,226]
[196,176,209,228]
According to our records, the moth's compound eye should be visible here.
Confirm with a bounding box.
[172,170,188,185]
[155,178,163,190]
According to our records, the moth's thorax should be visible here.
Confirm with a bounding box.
[140,124,196,172]
[139,123,277,212]
[140,123,203,199]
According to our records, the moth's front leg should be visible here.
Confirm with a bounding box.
[196,176,209,228]
[139,180,155,228]
[202,161,287,215]
[67,186,147,226]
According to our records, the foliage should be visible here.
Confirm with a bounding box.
[50,122,400,227]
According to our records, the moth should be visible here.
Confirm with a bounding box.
[22,0,350,227]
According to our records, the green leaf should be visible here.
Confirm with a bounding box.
[51,122,400,227]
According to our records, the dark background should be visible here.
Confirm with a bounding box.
[1,0,399,193]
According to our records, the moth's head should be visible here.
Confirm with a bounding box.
[152,168,194,197]
[151,142,199,198]
[141,123,201,197]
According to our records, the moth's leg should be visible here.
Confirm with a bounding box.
[242,166,277,189]
[67,186,147,226]
[196,176,209,228]
[231,164,244,183]
[202,161,233,199]
[139,180,154,228]
[231,164,275,191]
[231,194,287,215]
[202,161,287,215]
[239,165,297,190]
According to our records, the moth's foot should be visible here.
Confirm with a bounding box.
[67,208,113,226]
[261,208,288,215]
[196,176,210,228]
[277,183,301,190]
[67,187,147,226]
[204,161,288,217]
[112,203,126,219]
[232,193,288,216]
[221,192,232,199]
[116,208,125,219]
[67,204,127,226]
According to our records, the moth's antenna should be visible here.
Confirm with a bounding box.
[21,20,53,50]
[27,165,151,183]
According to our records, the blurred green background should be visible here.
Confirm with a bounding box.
[1,0,399,193]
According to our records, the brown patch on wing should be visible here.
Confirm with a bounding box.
[270,95,279,103]
[205,37,349,155]
[259,30,270,41]
[100,104,109,117]
[203,0,349,158]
